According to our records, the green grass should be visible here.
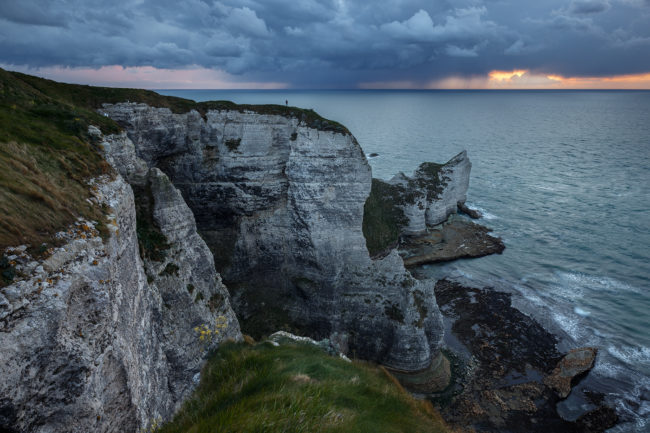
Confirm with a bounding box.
[0,68,112,265]
[9,70,350,134]
[159,341,451,433]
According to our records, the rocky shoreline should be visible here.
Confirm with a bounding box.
[421,279,618,432]
[399,215,505,267]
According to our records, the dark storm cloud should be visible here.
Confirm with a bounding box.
[1,0,649,87]
[568,0,611,14]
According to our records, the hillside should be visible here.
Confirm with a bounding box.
[160,339,452,433]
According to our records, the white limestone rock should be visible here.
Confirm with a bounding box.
[101,103,446,375]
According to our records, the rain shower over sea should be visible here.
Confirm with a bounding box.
[159,89,650,431]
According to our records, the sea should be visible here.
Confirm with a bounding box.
[157,89,650,432]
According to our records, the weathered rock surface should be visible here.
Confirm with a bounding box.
[544,347,597,399]
[430,279,617,433]
[387,150,472,234]
[101,103,447,377]
[399,217,505,267]
[0,129,240,432]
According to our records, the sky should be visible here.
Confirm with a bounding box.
[1,0,650,89]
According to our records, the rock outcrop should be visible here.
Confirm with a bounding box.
[399,218,505,266]
[0,129,240,432]
[101,103,447,378]
[544,347,597,399]
[388,151,472,234]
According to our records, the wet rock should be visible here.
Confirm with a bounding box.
[575,406,618,433]
[388,352,451,393]
[399,218,505,266]
[544,348,597,399]
[457,201,482,219]
[430,279,616,433]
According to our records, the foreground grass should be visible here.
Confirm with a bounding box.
[160,341,451,433]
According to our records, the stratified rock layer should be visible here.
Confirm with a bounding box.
[0,129,241,433]
[102,103,446,375]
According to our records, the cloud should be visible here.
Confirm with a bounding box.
[0,1,67,27]
[0,0,648,88]
[380,7,501,43]
[381,9,437,41]
[445,44,480,57]
[568,0,610,14]
[225,7,270,38]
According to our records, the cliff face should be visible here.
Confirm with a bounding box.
[0,130,240,432]
[101,103,446,374]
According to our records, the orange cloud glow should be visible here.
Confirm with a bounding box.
[488,70,528,81]
[432,70,650,90]
[361,70,650,90]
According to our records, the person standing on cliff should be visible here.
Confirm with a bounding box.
[285,99,288,106]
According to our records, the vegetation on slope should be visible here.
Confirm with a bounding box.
[11,70,350,134]
[362,179,409,257]
[0,68,112,265]
[160,340,451,433]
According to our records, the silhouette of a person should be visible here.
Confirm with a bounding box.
[285,99,288,106]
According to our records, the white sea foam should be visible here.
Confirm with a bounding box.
[574,306,591,317]
[555,271,642,295]
[552,312,582,340]
[607,344,650,365]
[464,203,497,220]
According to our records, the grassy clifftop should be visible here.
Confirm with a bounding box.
[159,340,451,433]
[9,70,349,133]
[0,68,349,270]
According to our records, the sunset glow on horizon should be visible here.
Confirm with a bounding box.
[6,64,650,91]
[363,69,650,90]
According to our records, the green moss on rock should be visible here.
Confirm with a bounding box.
[362,179,408,256]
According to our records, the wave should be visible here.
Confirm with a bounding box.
[464,203,498,220]
[554,271,643,295]
[607,344,650,366]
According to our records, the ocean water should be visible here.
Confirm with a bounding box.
[158,89,650,431]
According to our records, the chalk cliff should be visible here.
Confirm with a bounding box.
[101,103,447,375]
[388,151,472,234]
[0,129,240,432]
[0,100,472,432]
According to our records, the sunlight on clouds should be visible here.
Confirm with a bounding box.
[433,70,650,89]
[360,70,650,89]
[488,70,528,81]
